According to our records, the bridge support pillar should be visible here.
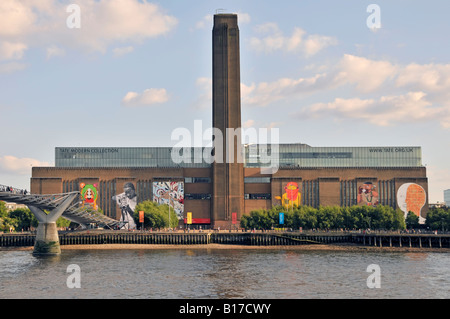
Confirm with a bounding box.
[28,193,78,256]
[34,222,61,255]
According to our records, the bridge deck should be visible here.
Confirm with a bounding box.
[0,188,120,229]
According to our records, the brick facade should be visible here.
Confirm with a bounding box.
[31,165,428,228]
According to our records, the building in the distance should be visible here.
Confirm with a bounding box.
[444,189,450,207]
[31,14,429,228]
[3,202,28,212]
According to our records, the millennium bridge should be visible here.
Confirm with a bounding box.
[0,184,120,255]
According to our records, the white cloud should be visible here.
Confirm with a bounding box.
[0,0,35,38]
[241,55,450,111]
[250,23,337,57]
[122,88,169,107]
[0,41,27,60]
[197,74,331,109]
[242,73,331,107]
[302,34,337,57]
[0,0,178,59]
[297,91,448,127]
[396,62,450,93]
[334,54,398,92]
[0,155,50,175]
[82,0,177,50]
[189,49,450,129]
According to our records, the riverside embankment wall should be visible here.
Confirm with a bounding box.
[1,232,449,249]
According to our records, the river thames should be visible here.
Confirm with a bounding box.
[0,247,448,299]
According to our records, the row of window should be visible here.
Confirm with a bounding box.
[185,193,211,200]
[280,152,352,159]
[244,177,271,183]
[185,177,211,183]
[244,193,272,200]
[56,146,422,168]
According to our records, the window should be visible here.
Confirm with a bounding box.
[244,177,271,183]
[185,193,211,200]
[185,177,211,183]
[245,193,271,200]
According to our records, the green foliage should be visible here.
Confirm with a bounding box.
[134,200,179,229]
[405,211,420,229]
[0,201,7,218]
[9,208,38,230]
[0,216,18,232]
[240,205,407,231]
[425,207,450,230]
[56,216,71,228]
[0,204,72,231]
[0,202,18,232]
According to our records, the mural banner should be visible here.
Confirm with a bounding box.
[80,183,98,210]
[112,182,137,230]
[357,181,379,206]
[276,181,301,209]
[397,183,426,223]
[153,181,184,219]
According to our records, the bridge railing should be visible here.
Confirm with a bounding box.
[0,184,29,195]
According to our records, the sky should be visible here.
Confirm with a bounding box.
[0,0,449,203]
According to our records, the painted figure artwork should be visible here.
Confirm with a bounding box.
[80,183,98,210]
[397,183,426,223]
[357,182,379,206]
[276,182,302,209]
[153,181,184,219]
[112,182,137,230]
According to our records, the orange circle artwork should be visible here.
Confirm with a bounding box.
[405,183,426,217]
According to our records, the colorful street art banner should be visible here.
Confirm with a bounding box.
[80,183,98,210]
[357,182,379,206]
[275,182,302,209]
[153,181,184,219]
[397,183,426,223]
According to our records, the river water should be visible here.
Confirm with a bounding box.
[0,248,448,299]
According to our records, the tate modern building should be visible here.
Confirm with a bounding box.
[31,14,428,228]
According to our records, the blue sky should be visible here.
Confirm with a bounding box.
[0,0,449,203]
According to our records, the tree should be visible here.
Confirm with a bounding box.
[341,206,357,229]
[0,201,7,218]
[134,200,178,229]
[392,209,406,230]
[425,207,450,231]
[56,216,71,228]
[0,202,16,231]
[240,209,272,230]
[0,201,18,232]
[240,204,407,231]
[405,211,419,229]
[9,207,38,231]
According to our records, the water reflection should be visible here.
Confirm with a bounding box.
[0,249,448,299]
